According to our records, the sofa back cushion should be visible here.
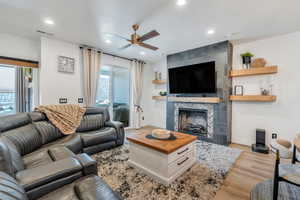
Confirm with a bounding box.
[0,172,28,200]
[28,112,47,122]
[77,114,105,132]
[2,124,43,156]
[85,107,110,122]
[33,121,64,144]
[0,113,31,134]
[0,138,24,177]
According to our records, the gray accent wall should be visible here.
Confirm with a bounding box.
[166,41,233,145]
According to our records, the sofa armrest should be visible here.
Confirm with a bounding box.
[16,157,82,191]
[75,153,97,176]
[105,121,125,145]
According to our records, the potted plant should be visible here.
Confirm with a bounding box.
[241,52,254,69]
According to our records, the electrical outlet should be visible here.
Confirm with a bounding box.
[59,98,67,104]
[272,133,278,139]
[78,98,83,103]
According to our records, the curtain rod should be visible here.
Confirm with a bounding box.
[0,56,38,64]
[79,46,145,64]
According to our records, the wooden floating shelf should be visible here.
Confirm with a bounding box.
[152,80,166,84]
[152,96,167,101]
[230,66,278,77]
[230,95,276,102]
[168,97,221,104]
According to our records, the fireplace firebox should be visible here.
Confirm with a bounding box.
[178,109,208,136]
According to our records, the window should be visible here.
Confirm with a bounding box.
[96,74,111,105]
[0,65,37,116]
[0,66,16,116]
[96,65,130,127]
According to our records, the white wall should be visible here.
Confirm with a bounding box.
[232,31,300,145]
[40,37,82,105]
[141,57,167,128]
[0,33,40,61]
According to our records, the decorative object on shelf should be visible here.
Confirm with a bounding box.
[251,58,266,68]
[234,85,244,96]
[158,72,162,80]
[58,56,75,73]
[241,52,254,69]
[154,72,159,80]
[154,68,159,80]
[260,88,270,96]
[159,91,167,96]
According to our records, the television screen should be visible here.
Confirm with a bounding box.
[168,61,216,94]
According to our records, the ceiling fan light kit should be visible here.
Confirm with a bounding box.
[117,24,160,51]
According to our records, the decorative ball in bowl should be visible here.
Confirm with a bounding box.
[151,129,171,139]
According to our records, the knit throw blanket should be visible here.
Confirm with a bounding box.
[35,105,86,135]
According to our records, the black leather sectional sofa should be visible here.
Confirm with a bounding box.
[0,107,124,200]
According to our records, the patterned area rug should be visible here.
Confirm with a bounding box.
[92,140,242,200]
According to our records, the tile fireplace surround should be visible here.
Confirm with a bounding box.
[166,41,233,145]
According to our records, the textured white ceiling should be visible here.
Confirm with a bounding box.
[0,0,300,62]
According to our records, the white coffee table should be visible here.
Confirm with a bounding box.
[127,130,197,185]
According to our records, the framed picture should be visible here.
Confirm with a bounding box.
[234,85,244,96]
[58,56,75,73]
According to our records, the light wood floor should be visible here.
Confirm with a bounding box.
[126,126,278,200]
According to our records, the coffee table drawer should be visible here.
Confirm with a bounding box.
[168,150,195,176]
[168,141,195,163]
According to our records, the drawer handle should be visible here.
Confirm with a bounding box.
[177,157,189,166]
[177,148,189,155]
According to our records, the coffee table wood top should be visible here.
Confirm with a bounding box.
[126,130,197,154]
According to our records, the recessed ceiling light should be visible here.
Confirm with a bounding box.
[177,0,186,6]
[207,29,215,35]
[105,39,112,44]
[140,51,146,56]
[44,19,54,25]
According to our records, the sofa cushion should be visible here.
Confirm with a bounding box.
[80,127,117,147]
[23,146,76,169]
[48,146,75,161]
[2,124,43,156]
[77,114,105,132]
[38,182,78,200]
[42,134,82,154]
[16,158,82,191]
[75,175,122,200]
[0,172,28,200]
[34,121,64,144]
[22,148,53,169]
[0,113,31,133]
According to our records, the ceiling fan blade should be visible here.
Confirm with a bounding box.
[139,30,160,42]
[118,44,132,50]
[106,33,130,41]
[139,42,159,51]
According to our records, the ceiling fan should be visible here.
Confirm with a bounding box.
[113,24,160,51]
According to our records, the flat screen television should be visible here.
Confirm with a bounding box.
[168,61,216,94]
